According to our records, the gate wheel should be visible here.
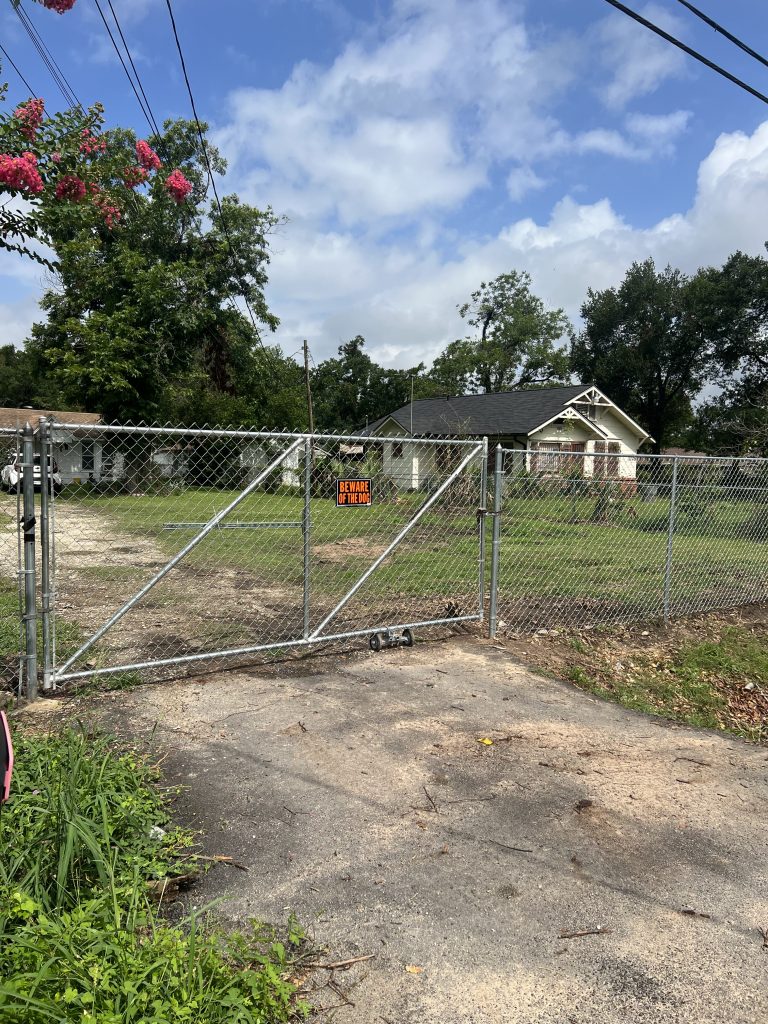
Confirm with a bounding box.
[402,628,414,647]
[369,633,381,652]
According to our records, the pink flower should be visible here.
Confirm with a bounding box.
[123,165,149,189]
[55,174,87,202]
[79,131,107,157]
[94,193,121,229]
[14,98,45,141]
[0,152,43,195]
[51,152,62,163]
[136,140,161,171]
[41,0,77,12]
[165,168,193,204]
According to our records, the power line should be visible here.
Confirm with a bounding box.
[91,0,160,138]
[673,0,768,72]
[13,3,81,109]
[601,0,768,106]
[106,0,163,137]
[0,41,37,95]
[163,0,279,367]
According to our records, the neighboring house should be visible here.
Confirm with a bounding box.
[0,408,120,486]
[364,385,653,488]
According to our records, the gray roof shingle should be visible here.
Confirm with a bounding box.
[365,385,592,437]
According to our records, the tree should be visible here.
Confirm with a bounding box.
[571,258,734,453]
[19,115,281,422]
[688,250,768,454]
[311,336,425,431]
[428,271,571,395]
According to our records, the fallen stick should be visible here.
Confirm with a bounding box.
[308,954,376,971]
[488,839,534,854]
[423,786,439,814]
[559,927,610,939]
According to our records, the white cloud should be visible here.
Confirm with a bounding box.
[265,120,768,368]
[214,0,581,226]
[506,166,546,202]
[597,2,688,110]
[626,109,691,154]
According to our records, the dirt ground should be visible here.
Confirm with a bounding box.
[499,603,768,733]
[49,636,768,1024]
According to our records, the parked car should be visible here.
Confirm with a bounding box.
[1,452,62,493]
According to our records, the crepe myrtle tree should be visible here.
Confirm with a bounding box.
[0,85,193,267]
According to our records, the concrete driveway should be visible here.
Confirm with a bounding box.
[96,638,767,1023]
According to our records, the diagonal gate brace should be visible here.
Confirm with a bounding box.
[309,442,484,641]
[55,438,304,679]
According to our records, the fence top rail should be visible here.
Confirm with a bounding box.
[48,422,485,448]
[499,446,768,465]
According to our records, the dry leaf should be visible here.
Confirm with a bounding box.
[477,737,494,746]
[405,965,424,974]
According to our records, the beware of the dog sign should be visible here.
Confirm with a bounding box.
[336,478,372,507]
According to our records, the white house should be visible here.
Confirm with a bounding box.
[363,385,653,489]
[0,408,120,485]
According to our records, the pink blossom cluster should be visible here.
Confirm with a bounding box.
[55,174,87,202]
[136,140,161,171]
[80,129,107,157]
[14,99,45,141]
[0,152,43,195]
[165,168,192,204]
[41,0,77,12]
[123,165,149,189]
[94,193,121,229]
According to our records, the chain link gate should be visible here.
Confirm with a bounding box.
[40,422,486,687]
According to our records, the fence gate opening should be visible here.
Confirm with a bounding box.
[42,423,486,687]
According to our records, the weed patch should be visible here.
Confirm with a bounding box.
[0,728,310,1023]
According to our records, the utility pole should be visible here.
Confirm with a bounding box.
[410,373,415,435]
[303,339,314,435]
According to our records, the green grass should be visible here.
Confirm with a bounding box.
[56,488,768,615]
[566,625,767,739]
[0,728,310,1023]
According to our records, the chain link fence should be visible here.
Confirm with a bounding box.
[490,447,768,633]
[0,427,23,692]
[42,423,485,685]
[6,422,768,695]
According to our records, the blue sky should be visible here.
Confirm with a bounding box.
[3,0,768,368]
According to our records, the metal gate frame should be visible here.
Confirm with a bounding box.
[40,424,487,687]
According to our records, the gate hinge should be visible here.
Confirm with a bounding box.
[476,508,501,521]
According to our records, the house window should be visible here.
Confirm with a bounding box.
[594,441,620,478]
[82,440,95,472]
[392,442,404,459]
[532,442,585,475]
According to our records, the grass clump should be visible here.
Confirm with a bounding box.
[0,729,309,1023]
[564,624,767,738]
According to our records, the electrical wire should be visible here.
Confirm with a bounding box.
[92,0,155,136]
[673,0,768,72]
[91,0,162,139]
[13,3,81,108]
[0,41,37,95]
[601,0,768,106]
[106,0,163,137]
[163,0,280,369]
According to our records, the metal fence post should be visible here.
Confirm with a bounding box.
[478,437,489,621]
[488,444,504,639]
[663,456,679,625]
[39,417,53,691]
[302,437,312,639]
[22,422,38,699]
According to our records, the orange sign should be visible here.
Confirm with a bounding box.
[336,478,372,506]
